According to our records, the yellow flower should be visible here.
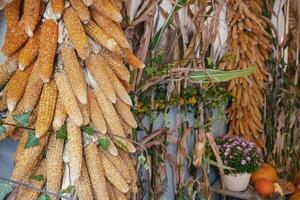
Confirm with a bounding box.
[188,96,197,105]
[179,98,185,105]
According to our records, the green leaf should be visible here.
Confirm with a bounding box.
[138,154,146,164]
[189,67,256,83]
[202,157,235,171]
[81,125,94,136]
[37,194,51,200]
[98,138,110,151]
[0,182,13,200]
[0,126,6,135]
[29,175,45,182]
[12,110,32,127]
[25,131,39,149]
[206,57,213,66]
[56,124,67,140]
[58,185,73,195]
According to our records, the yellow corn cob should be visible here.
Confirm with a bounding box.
[21,59,44,112]
[0,54,18,86]
[14,129,29,163]
[35,80,58,138]
[69,0,90,24]
[52,95,67,131]
[46,131,64,197]
[92,0,122,23]
[122,48,145,69]
[114,98,137,128]
[88,89,107,133]
[18,29,40,69]
[113,185,127,200]
[120,118,133,137]
[86,54,116,103]
[4,65,33,112]
[84,143,109,200]
[107,182,117,200]
[50,0,65,17]
[93,87,136,153]
[16,159,47,200]
[101,50,130,83]
[2,21,29,56]
[61,46,88,104]
[38,19,58,83]
[92,9,129,49]
[21,0,42,37]
[84,20,122,55]
[0,95,7,112]
[55,70,83,126]
[4,0,21,30]
[119,151,138,193]
[79,101,90,126]
[102,59,132,106]
[75,160,94,200]
[110,0,122,11]
[63,8,90,59]
[99,134,118,156]
[100,150,129,193]
[103,151,131,183]
[67,119,82,184]
[11,133,49,181]
[81,0,93,6]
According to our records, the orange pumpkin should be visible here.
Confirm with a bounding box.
[255,179,274,196]
[251,163,277,183]
[289,192,300,200]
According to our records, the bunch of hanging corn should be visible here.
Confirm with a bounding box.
[1,0,142,198]
[220,0,271,146]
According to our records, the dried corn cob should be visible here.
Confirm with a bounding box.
[101,50,130,83]
[21,0,42,37]
[100,150,129,193]
[38,19,58,83]
[120,118,133,137]
[84,143,109,200]
[113,185,127,200]
[35,80,58,138]
[0,95,7,112]
[67,119,82,184]
[92,9,129,48]
[18,29,40,70]
[114,98,137,128]
[50,0,65,17]
[69,0,90,24]
[4,65,33,112]
[84,20,122,55]
[122,48,145,69]
[102,59,132,106]
[55,70,83,126]
[63,8,90,59]
[0,54,18,86]
[14,129,29,163]
[103,151,131,183]
[4,0,21,31]
[92,0,122,23]
[88,89,107,133]
[46,132,64,198]
[75,160,94,200]
[52,95,67,131]
[2,21,29,56]
[107,182,117,200]
[110,0,122,11]
[16,159,47,200]
[21,59,44,112]
[61,46,88,104]
[86,54,116,103]
[119,151,138,193]
[11,133,49,181]
[93,87,136,153]
[82,0,92,6]
[79,101,90,126]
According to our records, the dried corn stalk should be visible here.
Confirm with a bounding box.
[221,0,270,146]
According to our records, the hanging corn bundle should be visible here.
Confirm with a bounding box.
[221,0,271,146]
[0,0,142,198]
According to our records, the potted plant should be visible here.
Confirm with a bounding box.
[216,136,263,191]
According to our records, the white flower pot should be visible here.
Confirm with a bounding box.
[223,173,251,191]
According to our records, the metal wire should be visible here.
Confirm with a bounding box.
[0,176,76,200]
